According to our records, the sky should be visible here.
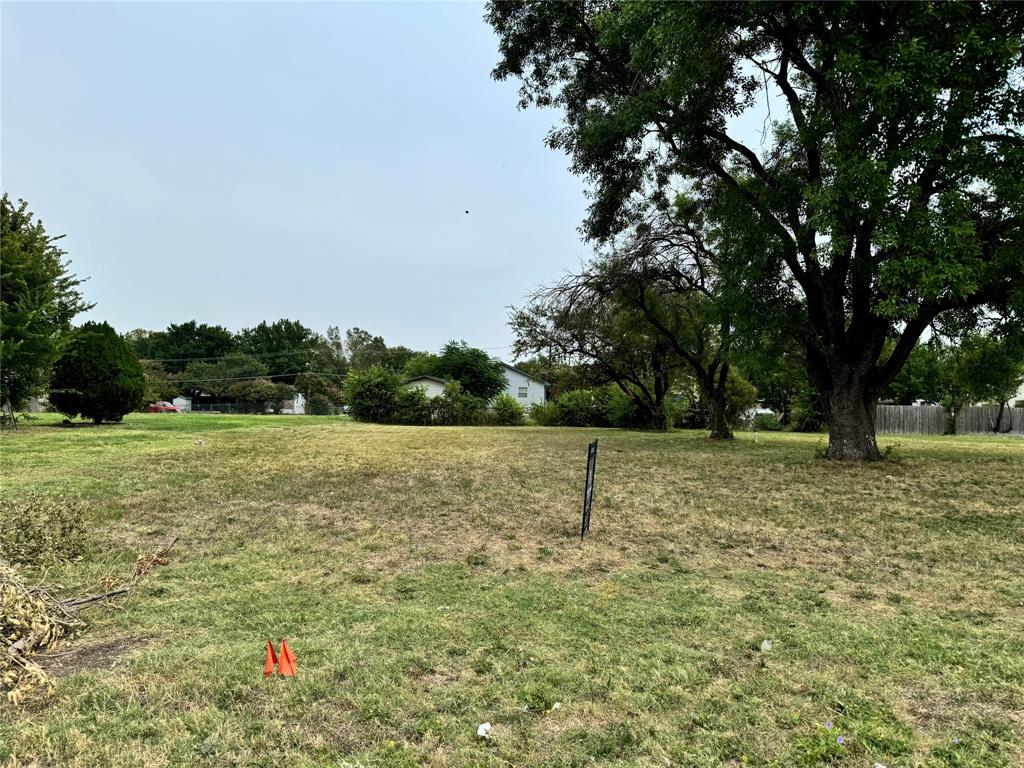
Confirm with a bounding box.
[2,2,778,358]
[2,1,595,356]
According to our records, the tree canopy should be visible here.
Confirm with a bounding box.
[432,341,508,401]
[238,319,341,383]
[489,1,1024,459]
[50,322,145,423]
[0,195,91,411]
[135,321,236,374]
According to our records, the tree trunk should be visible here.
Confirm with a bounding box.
[825,384,881,461]
[652,357,670,431]
[696,365,733,440]
[708,395,732,439]
[992,401,1007,433]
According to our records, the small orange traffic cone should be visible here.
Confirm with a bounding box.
[278,640,297,677]
[264,641,278,677]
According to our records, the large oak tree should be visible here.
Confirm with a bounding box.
[488,1,1024,459]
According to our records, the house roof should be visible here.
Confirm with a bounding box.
[407,366,548,387]
[500,362,548,386]
[406,375,449,385]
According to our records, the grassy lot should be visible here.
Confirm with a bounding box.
[1,414,1022,767]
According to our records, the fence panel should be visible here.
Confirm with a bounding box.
[875,405,946,435]
[956,405,1024,436]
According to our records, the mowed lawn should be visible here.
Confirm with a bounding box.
[1,415,1022,768]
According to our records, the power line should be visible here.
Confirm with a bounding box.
[141,344,513,364]
[173,372,346,384]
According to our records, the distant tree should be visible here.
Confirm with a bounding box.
[227,379,294,414]
[882,343,947,406]
[323,325,348,377]
[50,322,145,423]
[345,328,390,371]
[294,371,345,414]
[141,360,179,404]
[513,202,754,436]
[740,340,811,425]
[432,341,507,402]
[381,346,419,374]
[344,327,418,373]
[587,212,745,438]
[124,328,165,362]
[149,321,236,373]
[515,357,596,400]
[489,2,1024,459]
[178,354,269,400]
[950,332,1024,432]
[403,352,443,379]
[238,319,334,383]
[512,285,679,431]
[0,195,92,413]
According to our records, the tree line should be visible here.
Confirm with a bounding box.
[1,197,526,423]
[131,325,515,418]
[3,188,1021,432]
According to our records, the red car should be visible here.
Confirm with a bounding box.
[147,401,180,413]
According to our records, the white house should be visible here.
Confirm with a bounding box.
[172,396,192,412]
[406,364,547,407]
[406,375,449,399]
[499,362,547,408]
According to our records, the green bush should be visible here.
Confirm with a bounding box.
[529,400,560,426]
[670,396,704,429]
[49,322,145,423]
[751,411,783,431]
[554,388,611,427]
[526,387,614,427]
[604,387,664,429]
[0,493,87,564]
[789,389,826,432]
[345,366,404,423]
[344,367,436,424]
[394,387,432,425]
[491,394,525,426]
[431,382,487,425]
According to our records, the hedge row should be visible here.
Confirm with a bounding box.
[345,367,524,426]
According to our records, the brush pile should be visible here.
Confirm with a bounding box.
[1,562,82,704]
[1,536,178,704]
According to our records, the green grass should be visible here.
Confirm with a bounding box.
[1,414,1022,767]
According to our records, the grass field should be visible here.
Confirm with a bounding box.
[1,414,1022,767]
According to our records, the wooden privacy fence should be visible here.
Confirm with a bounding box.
[955,405,1024,436]
[876,405,946,435]
[875,404,1024,436]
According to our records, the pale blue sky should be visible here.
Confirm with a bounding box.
[2,2,776,356]
[2,1,593,354]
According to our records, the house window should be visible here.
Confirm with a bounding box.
[518,386,528,398]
